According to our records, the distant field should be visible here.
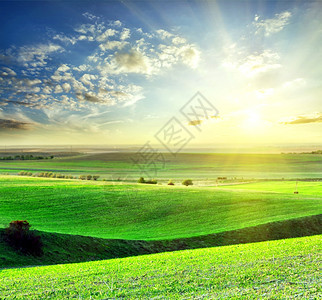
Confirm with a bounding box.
[0,152,322,179]
[0,176,320,240]
[1,235,320,299]
[218,181,322,196]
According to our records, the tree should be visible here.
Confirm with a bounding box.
[182,179,193,186]
[138,177,145,183]
[168,180,174,185]
[86,175,92,180]
[93,175,100,181]
[4,220,43,256]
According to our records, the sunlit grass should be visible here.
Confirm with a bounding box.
[1,235,320,299]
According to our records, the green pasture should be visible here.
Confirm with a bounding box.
[0,235,320,299]
[0,152,321,179]
[0,176,320,240]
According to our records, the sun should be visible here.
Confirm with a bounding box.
[242,110,265,131]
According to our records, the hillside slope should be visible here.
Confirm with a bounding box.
[1,235,320,299]
[0,176,321,240]
[1,214,321,268]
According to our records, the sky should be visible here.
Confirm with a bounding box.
[0,0,321,148]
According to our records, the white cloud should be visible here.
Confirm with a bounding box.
[57,64,70,72]
[62,82,71,93]
[254,11,292,36]
[111,20,122,27]
[224,50,281,77]
[99,40,128,51]
[82,12,100,21]
[42,85,52,94]
[53,34,78,45]
[282,78,306,89]
[54,85,63,93]
[120,28,130,40]
[80,74,97,87]
[2,67,16,76]
[96,28,117,42]
[156,29,173,39]
[73,64,89,72]
[172,36,187,45]
[18,43,64,67]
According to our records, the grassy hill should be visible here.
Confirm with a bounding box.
[0,176,321,240]
[1,214,320,268]
[1,235,320,299]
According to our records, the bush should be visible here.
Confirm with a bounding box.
[4,220,43,256]
[93,175,100,181]
[145,179,157,184]
[182,179,193,186]
[168,180,175,185]
[79,175,86,180]
[138,177,145,183]
[86,175,92,180]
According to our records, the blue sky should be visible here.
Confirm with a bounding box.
[0,0,321,147]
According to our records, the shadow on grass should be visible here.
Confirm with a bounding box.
[0,214,321,269]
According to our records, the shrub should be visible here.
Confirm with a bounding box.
[138,177,145,183]
[168,180,174,185]
[93,175,100,181]
[182,179,193,186]
[4,220,43,256]
[145,179,157,184]
[79,175,86,180]
[86,175,92,180]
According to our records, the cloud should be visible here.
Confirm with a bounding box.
[62,82,71,93]
[156,29,173,39]
[54,85,63,93]
[120,28,131,40]
[224,49,281,77]
[53,34,78,45]
[99,40,128,51]
[188,120,203,126]
[57,64,70,72]
[254,11,292,36]
[80,73,97,87]
[1,67,16,76]
[18,43,64,67]
[82,12,100,21]
[96,28,117,42]
[282,78,306,89]
[114,49,149,73]
[281,113,322,125]
[0,119,32,130]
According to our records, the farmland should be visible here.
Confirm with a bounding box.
[0,235,320,299]
[0,175,321,240]
[0,152,321,298]
[0,152,322,179]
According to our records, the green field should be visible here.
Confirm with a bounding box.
[0,176,321,240]
[1,235,320,299]
[1,152,322,179]
[0,152,321,298]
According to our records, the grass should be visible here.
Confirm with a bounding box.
[1,152,322,179]
[1,214,320,268]
[218,181,322,196]
[0,175,321,240]
[0,235,320,299]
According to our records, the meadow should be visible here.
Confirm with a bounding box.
[0,176,321,240]
[0,152,321,298]
[0,235,320,299]
[0,152,322,179]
